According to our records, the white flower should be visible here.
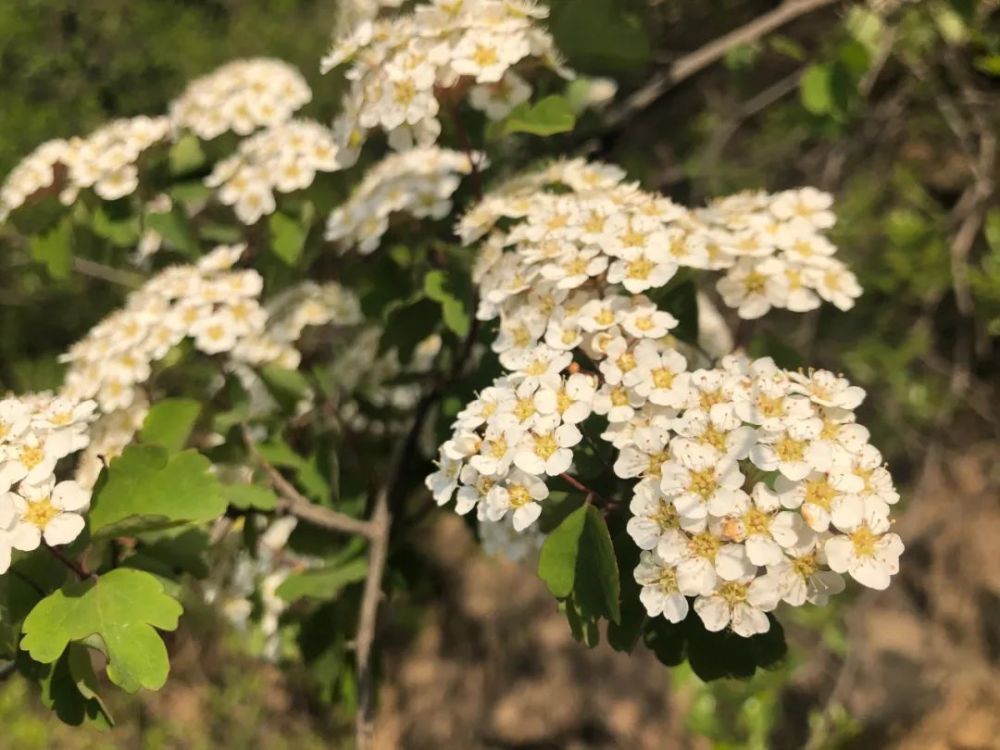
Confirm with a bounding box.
[512,415,582,476]
[626,341,690,408]
[533,373,596,425]
[717,257,788,319]
[767,534,845,606]
[425,454,463,505]
[693,574,781,637]
[824,499,903,590]
[658,529,753,596]
[485,469,550,531]
[718,483,803,566]
[770,187,835,229]
[774,469,863,533]
[592,383,645,424]
[660,444,747,527]
[626,477,681,550]
[634,550,689,623]
[749,419,823,481]
[1,479,90,550]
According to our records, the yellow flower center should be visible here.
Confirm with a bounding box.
[617,353,637,373]
[595,308,616,326]
[774,435,806,462]
[610,387,630,407]
[508,483,532,508]
[533,433,558,460]
[514,398,536,423]
[488,437,508,459]
[652,500,680,529]
[756,394,785,417]
[635,316,654,331]
[718,580,749,605]
[791,553,818,579]
[743,507,771,536]
[627,257,654,280]
[24,497,60,529]
[646,451,670,478]
[688,468,718,500]
[651,368,675,390]
[556,390,573,414]
[688,530,721,561]
[850,525,878,557]
[657,567,679,592]
[393,79,417,105]
[803,476,835,509]
[744,270,767,294]
[20,446,45,469]
[700,425,727,452]
[621,228,647,248]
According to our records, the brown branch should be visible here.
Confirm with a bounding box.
[72,257,144,288]
[44,541,94,581]
[603,0,841,130]
[240,424,375,538]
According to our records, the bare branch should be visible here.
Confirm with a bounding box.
[240,423,375,538]
[603,0,841,130]
[72,257,144,288]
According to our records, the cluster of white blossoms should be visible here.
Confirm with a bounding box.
[0,117,170,218]
[626,356,902,637]
[321,0,570,155]
[456,158,862,322]
[59,243,348,414]
[206,119,342,224]
[325,147,479,253]
[0,393,96,572]
[0,139,70,221]
[169,58,312,139]
[61,116,172,203]
[427,159,900,637]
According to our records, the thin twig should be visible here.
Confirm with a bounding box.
[447,102,484,201]
[240,424,375,538]
[559,472,618,508]
[44,541,94,581]
[602,0,841,130]
[72,257,144,288]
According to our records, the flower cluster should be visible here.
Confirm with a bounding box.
[696,188,862,318]
[0,139,70,221]
[325,147,479,253]
[206,120,341,224]
[428,159,899,637]
[626,356,902,637]
[1,117,170,217]
[456,158,861,322]
[0,393,96,572]
[169,58,312,139]
[321,0,570,155]
[62,116,172,203]
[62,245,352,414]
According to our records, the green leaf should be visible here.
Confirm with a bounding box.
[574,506,621,623]
[90,206,140,247]
[974,54,1000,76]
[652,278,698,345]
[800,64,833,115]
[538,505,587,598]
[380,296,441,364]
[168,134,205,176]
[606,533,644,652]
[21,568,183,693]
[139,398,201,452]
[223,483,279,511]
[275,558,368,603]
[257,437,330,504]
[424,269,470,337]
[259,363,312,409]
[550,0,650,73]
[504,96,576,137]
[269,210,308,266]
[31,216,73,280]
[145,207,197,256]
[36,645,114,728]
[88,445,225,537]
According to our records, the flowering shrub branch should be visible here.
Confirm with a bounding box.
[0,0,903,743]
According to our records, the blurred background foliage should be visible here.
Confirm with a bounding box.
[1,0,998,748]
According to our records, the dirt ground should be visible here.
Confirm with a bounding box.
[372,441,1000,750]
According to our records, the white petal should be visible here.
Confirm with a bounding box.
[512,502,542,531]
[43,513,85,546]
[677,557,716,596]
[662,592,689,623]
[823,536,852,573]
[694,595,730,632]
[9,522,42,551]
[639,585,666,617]
[850,558,891,590]
[715,544,753,580]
